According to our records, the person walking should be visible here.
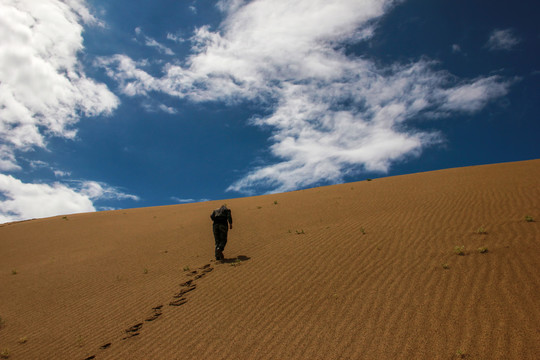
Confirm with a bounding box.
[210,205,233,260]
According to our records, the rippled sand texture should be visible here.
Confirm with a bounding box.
[1,159,539,359]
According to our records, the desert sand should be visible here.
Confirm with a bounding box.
[1,159,539,359]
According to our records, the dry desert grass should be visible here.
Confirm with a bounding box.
[0,160,539,359]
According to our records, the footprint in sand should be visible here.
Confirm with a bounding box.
[85,262,218,359]
[122,322,143,340]
[145,305,163,322]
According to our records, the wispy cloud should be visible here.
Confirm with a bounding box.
[171,197,210,203]
[135,27,175,55]
[167,32,186,43]
[98,0,513,194]
[77,181,140,201]
[486,29,521,51]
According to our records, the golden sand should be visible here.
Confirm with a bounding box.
[1,160,539,359]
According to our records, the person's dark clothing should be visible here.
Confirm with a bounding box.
[211,206,232,260]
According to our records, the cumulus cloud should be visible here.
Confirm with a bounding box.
[486,29,521,51]
[0,0,129,221]
[0,174,94,223]
[0,175,139,223]
[98,0,513,194]
[0,0,119,170]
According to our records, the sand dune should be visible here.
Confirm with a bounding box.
[1,159,539,359]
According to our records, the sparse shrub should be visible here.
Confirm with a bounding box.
[475,226,487,235]
[454,245,465,256]
[273,200,278,205]
[455,349,466,358]
[295,229,305,235]
[442,263,450,269]
[477,246,488,254]
[360,227,366,235]
[183,266,190,272]
[0,316,5,328]
[0,348,9,359]
[525,215,534,222]
[230,259,242,267]
[11,270,17,275]
[18,337,27,344]
[143,267,149,274]
[366,178,373,181]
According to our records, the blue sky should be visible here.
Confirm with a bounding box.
[0,0,538,222]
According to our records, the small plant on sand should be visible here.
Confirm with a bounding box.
[0,316,5,328]
[257,206,262,209]
[455,349,466,358]
[454,245,465,256]
[295,229,305,235]
[183,266,190,272]
[273,200,278,205]
[143,267,149,274]
[442,263,450,269]
[11,270,17,275]
[62,216,68,221]
[230,258,242,267]
[18,337,28,344]
[0,348,9,359]
[477,246,488,254]
[475,226,487,235]
[360,227,366,235]
[525,215,534,222]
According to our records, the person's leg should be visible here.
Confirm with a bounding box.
[213,224,223,260]
[216,224,228,260]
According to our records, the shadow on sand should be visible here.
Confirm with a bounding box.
[220,255,251,264]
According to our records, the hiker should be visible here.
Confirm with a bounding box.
[210,205,233,260]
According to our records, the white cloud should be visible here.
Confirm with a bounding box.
[135,28,175,55]
[167,32,186,43]
[77,181,140,201]
[0,176,139,223]
[452,44,461,53]
[438,76,512,113]
[486,29,521,51]
[54,170,72,178]
[0,174,94,223]
[99,0,513,194]
[0,0,127,222]
[0,0,119,170]
[171,197,210,203]
[172,197,195,203]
